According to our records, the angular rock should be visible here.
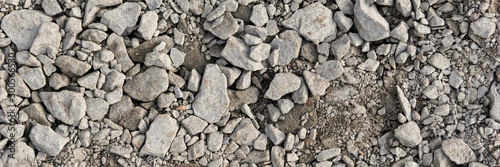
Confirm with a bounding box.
[489,83,500,122]
[331,34,351,60]
[250,4,268,27]
[428,53,450,70]
[140,114,179,157]
[54,56,91,77]
[391,21,409,42]
[21,103,50,126]
[396,86,412,122]
[334,11,353,32]
[39,91,86,126]
[221,37,263,71]
[265,124,286,145]
[42,0,62,16]
[203,12,239,40]
[188,69,201,92]
[396,0,412,17]
[271,146,285,167]
[270,30,302,65]
[77,71,100,90]
[1,10,52,50]
[316,60,344,81]
[193,64,230,123]
[357,59,380,72]
[303,71,330,96]
[2,142,37,167]
[101,2,141,35]
[249,43,271,62]
[30,22,61,56]
[449,70,463,89]
[188,140,207,160]
[107,33,135,72]
[282,2,337,44]
[181,115,208,135]
[394,121,422,147]
[123,67,169,101]
[18,66,46,90]
[207,131,223,152]
[231,118,260,146]
[441,138,477,165]
[138,11,158,40]
[85,97,109,121]
[170,48,186,68]
[470,17,496,38]
[30,124,69,156]
[144,52,175,70]
[145,0,161,10]
[353,0,390,41]
[109,96,147,130]
[63,17,83,51]
[317,148,341,161]
[83,0,123,26]
[264,73,301,100]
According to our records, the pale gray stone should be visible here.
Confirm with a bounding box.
[203,12,239,40]
[264,73,301,100]
[271,146,285,167]
[357,59,380,72]
[470,17,496,38]
[1,10,52,50]
[101,3,141,35]
[253,133,268,151]
[85,97,109,121]
[18,66,46,90]
[181,115,208,135]
[449,70,463,89]
[77,71,100,90]
[331,34,351,60]
[193,64,230,123]
[265,124,285,145]
[170,48,186,68]
[188,69,201,92]
[42,0,63,16]
[83,0,123,26]
[54,56,91,77]
[270,30,302,65]
[396,86,412,122]
[221,37,264,71]
[231,118,260,146]
[427,53,450,70]
[39,91,86,126]
[250,4,268,27]
[138,11,158,40]
[391,21,409,42]
[317,148,341,161]
[2,142,37,167]
[144,52,175,70]
[249,43,271,62]
[304,71,330,96]
[394,121,422,147]
[316,60,344,81]
[277,99,294,114]
[334,11,353,32]
[396,0,412,17]
[123,67,169,101]
[441,138,477,165]
[30,124,69,156]
[353,0,390,41]
[140,114,179,157]
[30,22,61,56]
[489,83,500,122]
[207,131,223,151]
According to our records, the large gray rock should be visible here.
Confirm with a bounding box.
[470,17,496,38]
[83,0,123,26]
[282,2,336,44]
[203,12,239,40]
[193,64,230,123]
[140,114,179,157]
[30,22,61,56]
[30,124,69,156]
[1,10,52,50]
[353,0,390,41]
[54,56,91,77]
[231,118,260,146]
[101,2,141,35]
[123,67,169,101]
[316,60,344,81]
[18,66,46,90]
[303,71,330,96]
[138,11,158,40]
[394,121,422,147]
[441,138,477,165]
[221,37,264,71]
[270,30,302,66]
[1,142,37,167]
[264,73,301,100]
[39,90,86,126]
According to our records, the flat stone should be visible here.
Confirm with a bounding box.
[101,2,141,35]
[241,150,271,164]
[187,69,201,92]
[253,133,268,151]
[423,85,439,99]
[353,0,390,41]
[231,118,260,146]
[188,140,207,160]
[77,71,100,90]
[317,148,341,161]
[108,96,147,130]
[83,0,123,26]
[282,2,336,44]
[316,60,344,81]
[249,43,271,62]
[102,69,126,92]
[270,30,302,65]
[449,70,463,89]
[30,124,69,156]
[441,138,477,165]
[264,73,301,100]
[391,21,409,42]
[228,86,260,111]
[145,0,161,10]
[331,34,351,60]
[39,91,86,126]
[107,33,135,72]
[42,0,62,16]
[271,146,285,167]
[357,59,380,72]
[203,12,238,40]
[470,17,496,38]
[394,121,422,147]
[265,124,286,145]
[277,99,294,114]
[18,66,46,90]
[250,4,268,27]
[144,52,175,70]
[12,73,31,97]
[140,114,179,157]
[1,10,52,50]
[396,86,412,122]
[123,67,169,101]
[21,103,50,126]
[193,64,230,123]
[207,131,223,151]
[221,37,263,71]
[2,142,36,167]
[303,71,330,96]
[54,56,91,77]
[428,53,450,70]
[85,97,109,121]
[30,22,61,56]
[181,115,208,135]
[138,11,158,40]
[433,148,453,167]
[80,29,108,45]
[292,78,308,104]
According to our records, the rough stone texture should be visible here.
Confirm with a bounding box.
[54,56,91,77]
[353,0,390,41]
[470,17,496,38]
[123,67,169,101]
[394,121,422,147]
[1,10,52,50]
[18,66,46,90]
[108,96,147,130]
[282,2,337,44]
[316,60,344,81]
[107,33,135,72]
[270,30,302,65]
[101,2,141,35]
[264,73,301,100]
[303,71,330,96]
[250,4,268,27]
[85,97,109,121]
[221,37,264,71]
[39,90,86,126]
[331,34,351,60]
[83,0,123,26]
[265,124,286,145]
[30,124,69,156]
[231,118,260,146]
[140,114,179,157]
[21,103,51,126]
[138,11,158,40]
[317,148,341,161]
[489,83,500,122]
[203,12,239,40]
[193,64,230,123]
[42,0,62,16]
[30,22,61,56]
[428,53,450,70]
[2,142,37,167]
[181,115,208,135]
[441,138,477,165]
[396,86,412,122]
[271,146,285,167]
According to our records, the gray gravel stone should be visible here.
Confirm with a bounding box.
[264,73,301,100]
[317,60,344,81]
[30,124,69,156]
[441,138,477,165]
[123,67,169,101]
[449,70,463,89]
[203,12,239,40]
[170,48,186,68]
[193,64,230,123]
[277,99,294,114]
[270,30,302,65]
[1,10,52,50]
[54,56,91,77]
[85,97,109,121]
[427,53,450,70]
[188,140,207,160]
[231,118,260,146]
[77,71,100,90]
[470,17,496,38]
[221,37,264,71]
[101,3,141,35]
[391,21,409,42]
[304,71,330,96]
[331,34,351,60]
[265,124,285,145]
[394,121,422,147]
[140,114,179,157]
[109,96,147,130]
[282,2,337,44]
[489,83,500,122]
[30,22,61,56]
[317,148,341,161]
[395,0,412,17]
[271,146,285,167]
[181,115,208,135]
[39,91,86,126]
[18,66,46,90]
[249,43,271,62]
[292,78,309,104]
[207,131,223,151]
[253,133,268,151]
[42,0,62,16]
[250,4,268,27]
[334,11,353,32]
[357,59,380,72]
[138,11,158,40]
[2,142,37,167]
[188,69,201,92]
[396,86,412,122]
[353,0,390,41]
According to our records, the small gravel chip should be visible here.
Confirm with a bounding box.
[30,124,69,156]
[54,56,91,77]
[394,121,422,147]
[207,131,223,152]
[170,48,186,68]
[138,11,158,40]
